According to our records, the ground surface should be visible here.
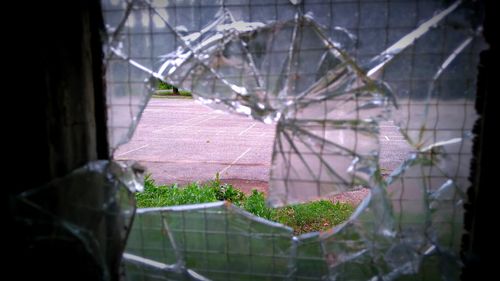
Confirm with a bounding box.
[115,97,412,198]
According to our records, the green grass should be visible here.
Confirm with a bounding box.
[157,80,174,90]
[137,175,354,235]
[155,90,192,97]
[273,200,354,234]
[156,79,192,96]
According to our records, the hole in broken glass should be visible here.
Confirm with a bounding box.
[106,4,387,202]
[109,8,388,224]
[153,12,398,208]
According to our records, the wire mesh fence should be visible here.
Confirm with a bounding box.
[102,0,485,279]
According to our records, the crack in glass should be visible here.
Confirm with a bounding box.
[100,0,485,279]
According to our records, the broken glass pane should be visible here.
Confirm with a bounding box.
[13,160,139,280]
[125,202,294,280]
[101,0,485,280]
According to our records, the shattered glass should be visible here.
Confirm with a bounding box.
[102,0,485,280]
[12,161,140,280]
[125,202,294,280]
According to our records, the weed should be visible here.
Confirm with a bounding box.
[273,200,354,235]
[179,90,192,96]
[157,80,173,90]
[137,174,354,234]
[154,90,192,97]
[155,79,192,96]
[244,190,274,220]
[136,175,218,207]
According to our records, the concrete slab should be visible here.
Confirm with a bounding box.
[115,98,276,192]
[115,98,412,193]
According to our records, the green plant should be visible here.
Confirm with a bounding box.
[136,174,355,234]
[154,89,192,97]
[157,79,173,90]
[156,79,192,96]
[209,173,246,205]
[243,190,274,220]
[273,200,354,235]
[136,174,218,207]
[214,184,246,204]
[179,90,192,96]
